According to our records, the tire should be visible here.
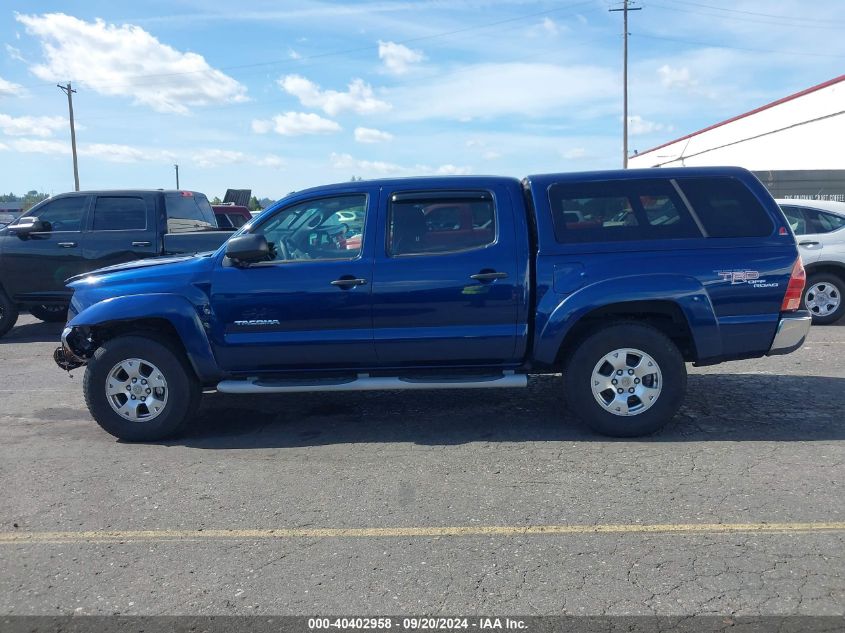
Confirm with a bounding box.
[0,289,19,338]
[29,304,69,323]
[83,335,201,441]
[802,273,845,325]
[564,322,687,437]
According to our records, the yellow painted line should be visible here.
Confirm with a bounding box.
[1,522,844,544]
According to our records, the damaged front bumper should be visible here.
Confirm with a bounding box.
[54,326,93,371]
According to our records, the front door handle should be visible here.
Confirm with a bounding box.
[330,277,368,288]
[57,241,77,248]
[470,271,508,281]
[131,241,152,247]
[798,241,820,246]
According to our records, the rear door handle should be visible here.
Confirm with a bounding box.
[798,241,820,246]
[470,271,508,281]
[330,278,368,288]
[57,241,77,248]
[131,241,152,247]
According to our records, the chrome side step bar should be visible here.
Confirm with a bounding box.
[216,371,527,394]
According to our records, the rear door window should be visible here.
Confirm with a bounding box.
[165,192,216,233]
[92,196,147,231]
[548,179,700,243]
[678,177,774,238]
[388,192,496,256]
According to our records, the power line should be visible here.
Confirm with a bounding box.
[633,32,845,59]
[666,0,845,27]
[646,1,845,31]
[16,1,596,91]
[651,109,845,167]
[71,30,614,125]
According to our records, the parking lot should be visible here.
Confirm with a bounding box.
[0,313,843,616]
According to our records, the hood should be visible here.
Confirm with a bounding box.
[65,252,213,284]
[67,251,217,316]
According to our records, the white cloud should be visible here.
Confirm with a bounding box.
[0,113,65,137]
[251,119,273,134]
[252,112,341,136]
[465,139,501,160]
[288,48,301,60]
[193,149,246,168]
[0,76,26,97]
[627,115,671,136]
[16,13,248,114]
[278,74,391,116]
[562,147,587,160]
[5,44,25,62]
[541,18,559,35]
[354,126,393,143]
[658,65,697,91]
[378,40,423,75]
[192,148,285,169]
[83,143,175,163]
[9,139,174,163]
[330,152,401,175]
[6,44,27,63]
[434,164,471,175]
[329,152,470,177]
[388,63,615,121]
[256,155,285,169]
[5,136,284,168]
[8,138,68,154]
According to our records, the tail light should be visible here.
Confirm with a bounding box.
[781,258,806,312]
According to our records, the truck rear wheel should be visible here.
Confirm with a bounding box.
[29,304,69,323]
[0,289,19,338]
[83,335,200,441]
[564,323,686,437]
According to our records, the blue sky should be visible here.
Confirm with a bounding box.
[0,0,843,200]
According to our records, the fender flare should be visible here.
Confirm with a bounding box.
[66,293,220,382]
[533,274,722,365]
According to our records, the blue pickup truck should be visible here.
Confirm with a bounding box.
[56,167,811,441]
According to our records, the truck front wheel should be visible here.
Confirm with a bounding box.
[83,335,201,441]
[564,323,687,437]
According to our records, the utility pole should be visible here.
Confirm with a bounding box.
[57,82,80,190]
[174,164,180,189]
[610,1,641,168]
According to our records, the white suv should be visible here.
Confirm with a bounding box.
[777,199,845,324]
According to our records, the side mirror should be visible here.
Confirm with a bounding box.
[12,216,44,235]
[226,233,269,265]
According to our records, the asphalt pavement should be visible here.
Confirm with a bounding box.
[0,314,843,616]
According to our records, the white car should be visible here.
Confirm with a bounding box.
[777,199,845,324]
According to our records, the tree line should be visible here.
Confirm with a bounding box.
[0,191,50,211]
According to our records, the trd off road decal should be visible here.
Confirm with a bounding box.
[715,270,779,288]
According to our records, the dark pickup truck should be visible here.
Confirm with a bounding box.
[0,189,233,336]
[57,167,811,441]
